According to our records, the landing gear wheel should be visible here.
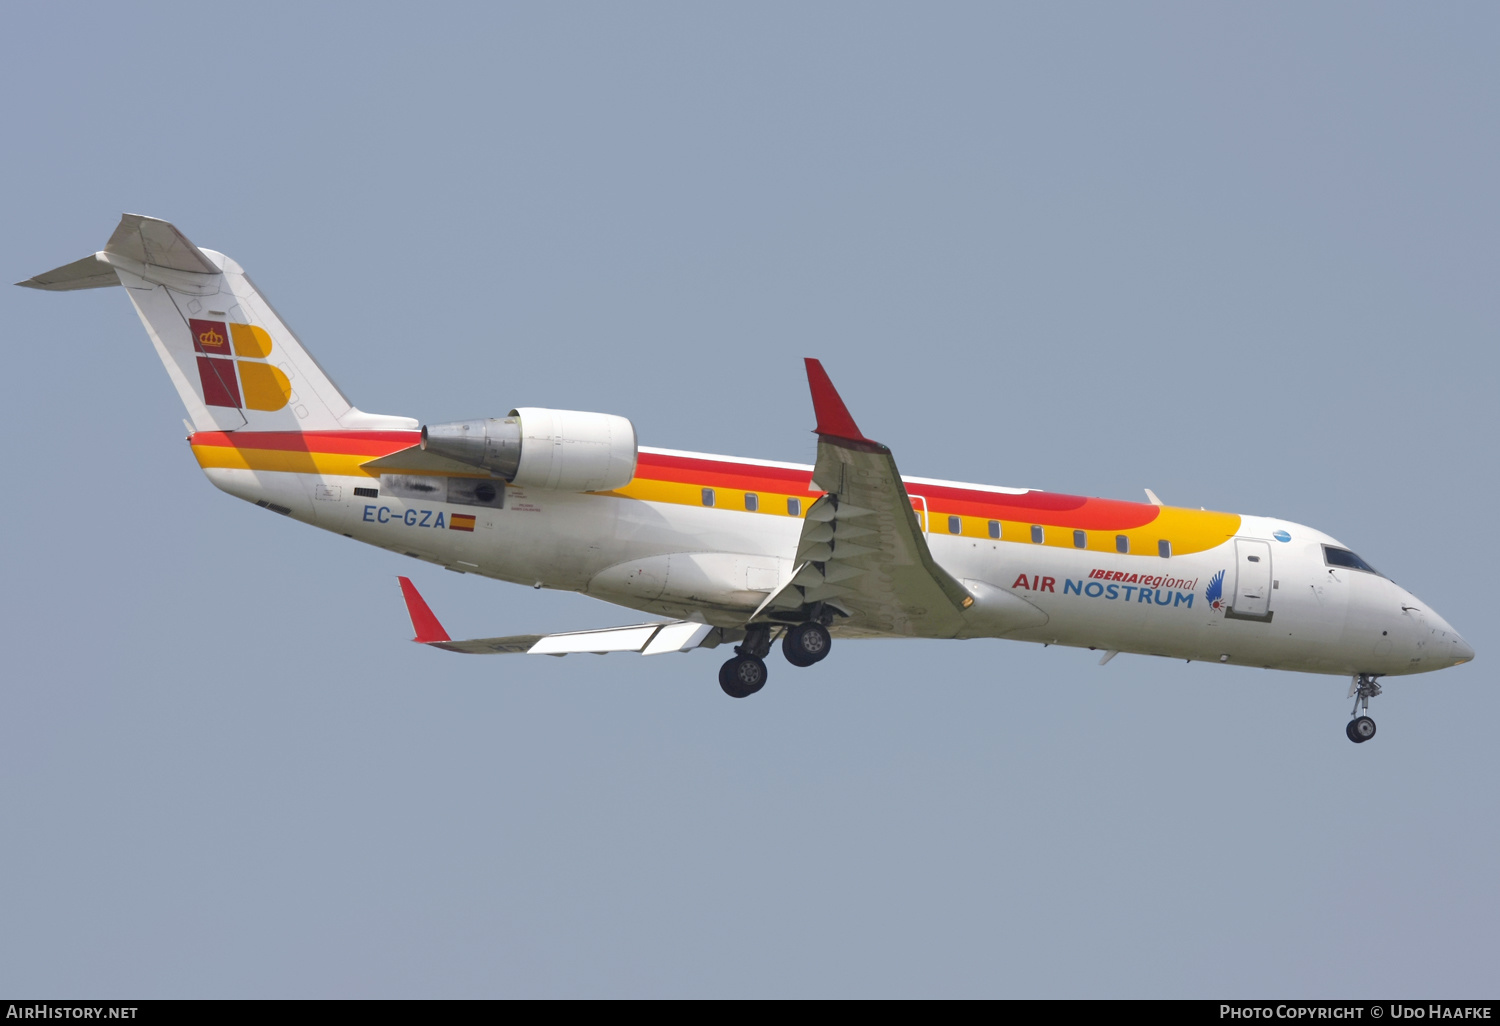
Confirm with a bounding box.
[782,623,832,668]
[1347,716,1377,744]
[719,656,767,698]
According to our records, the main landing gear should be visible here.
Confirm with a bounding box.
[782,622,832,668]
[1345,674,1382,744]
[718,622,834,698]
[719,651,768,699]
[719,626,772,699]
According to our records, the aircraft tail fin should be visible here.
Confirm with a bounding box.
[18,214,415,434]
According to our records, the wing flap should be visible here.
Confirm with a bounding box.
[642,621,715,655]
[529,624,663,655]
[430,622,712,656]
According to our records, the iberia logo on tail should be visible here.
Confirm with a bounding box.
[189,318,292,411]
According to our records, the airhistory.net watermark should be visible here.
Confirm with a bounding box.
[5,1007,137,1020]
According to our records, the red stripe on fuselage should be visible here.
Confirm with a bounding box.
[637,451,1160,530]
[634,451,818,493]
[901,482,1159,531]
[190,433,1159,531]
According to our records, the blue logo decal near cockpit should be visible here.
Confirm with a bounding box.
[1273,530,1291,543]
[1205,570,1226,611]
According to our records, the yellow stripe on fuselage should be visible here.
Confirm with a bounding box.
[967,505,1240,557]
[193,444,383,478]
[608,478,812,518]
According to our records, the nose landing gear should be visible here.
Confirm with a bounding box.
[1346,674,1382,744]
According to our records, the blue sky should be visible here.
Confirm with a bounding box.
[2,3,1495,997]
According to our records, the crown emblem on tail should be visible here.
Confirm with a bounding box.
[198,327,226,348]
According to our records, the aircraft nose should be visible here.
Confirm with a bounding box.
[1392,586,1473,670]
[1453,633,1475,665]
[1424,606,1474,667]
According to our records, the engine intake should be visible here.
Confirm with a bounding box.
[421,408,638,492]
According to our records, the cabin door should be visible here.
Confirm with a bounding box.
[1232,539,1273,618]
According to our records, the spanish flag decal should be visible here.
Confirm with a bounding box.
[449,514,476,532]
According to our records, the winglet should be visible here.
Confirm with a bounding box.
[398,576,452,643]
[804,358,876,445]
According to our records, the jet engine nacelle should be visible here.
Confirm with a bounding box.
[421,408,638,492]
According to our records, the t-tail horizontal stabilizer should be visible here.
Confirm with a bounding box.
[20,213,418,435]
[396,577,713,656]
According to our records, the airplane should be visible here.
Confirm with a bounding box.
[19,215,1475,742]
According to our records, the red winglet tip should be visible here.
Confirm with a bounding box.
[804,358,871,443]
[397,576,451,644]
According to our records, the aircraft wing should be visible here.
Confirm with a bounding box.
[397,577,713,655]
[752,361,974,638]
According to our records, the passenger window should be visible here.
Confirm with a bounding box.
[1158,540,1171,558]
[787,498,801,517]
[1116,535,1129,554]
[701,488,715,507]
[744,493,758,512]
[1073,530,1086,549]
[948,515,961,535]
[1246,554,1259,562]
[1030,525,1044,544]
[988,520,1000,539]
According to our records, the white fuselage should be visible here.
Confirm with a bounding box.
[199,449,1472,679]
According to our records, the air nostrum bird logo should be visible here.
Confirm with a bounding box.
[1205,570,1226,611]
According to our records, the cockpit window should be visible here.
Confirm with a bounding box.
[1323,545,1384,577]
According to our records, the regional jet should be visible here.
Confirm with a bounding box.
[19,215,1474,742]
